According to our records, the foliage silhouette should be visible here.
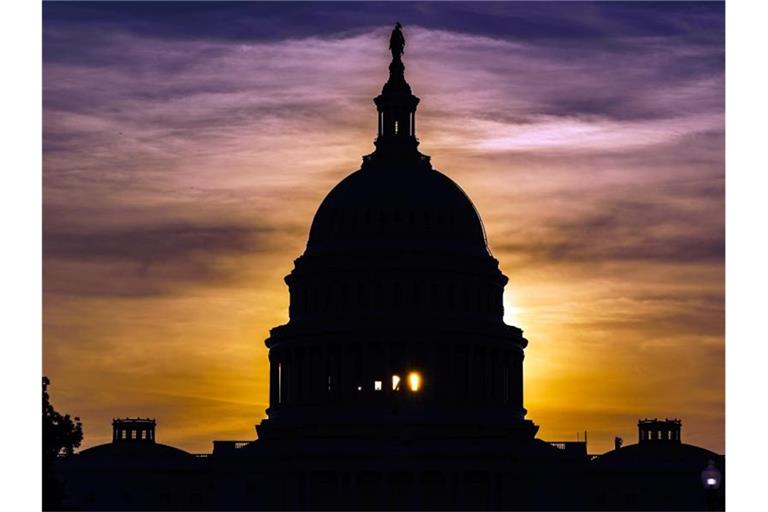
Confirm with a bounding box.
[43,376,83,510]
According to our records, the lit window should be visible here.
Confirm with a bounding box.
[408,371,422,392]
[357,385,362,391]
[374,380,382,391]
[392,375,401,391]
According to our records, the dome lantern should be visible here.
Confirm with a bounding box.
[112,417,156,443]
[367,23,429,168]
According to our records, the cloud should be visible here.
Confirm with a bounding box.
[496,194,724,266]
[43,222,274,297]
[42,7,724,454]
[44,224,269,263]
[42,2,725,48]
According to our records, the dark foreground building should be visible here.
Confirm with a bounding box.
[55,25,724,511]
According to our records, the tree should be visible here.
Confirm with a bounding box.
[43,376,83,510]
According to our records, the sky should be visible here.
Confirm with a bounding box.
[42,1,725,455]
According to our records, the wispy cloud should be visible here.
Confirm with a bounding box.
[43,5,724,454]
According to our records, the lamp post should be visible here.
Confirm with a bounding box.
[701,460,722,511]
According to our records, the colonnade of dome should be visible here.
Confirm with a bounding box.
[267,338,524,409]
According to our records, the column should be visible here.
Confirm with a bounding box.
[269,353,279,407]
[321,344,329,403]
[298,348,306,404]
[506,352,514,407]
[287,349,295,405]
[515,352,523,411]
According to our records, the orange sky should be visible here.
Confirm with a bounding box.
[43,18,724,455]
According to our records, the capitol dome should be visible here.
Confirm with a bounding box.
[307,166,489,257]
[257,24,536,442]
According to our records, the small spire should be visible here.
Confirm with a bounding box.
[363,23,430,170]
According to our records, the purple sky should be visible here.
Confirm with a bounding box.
[43,2,725,454]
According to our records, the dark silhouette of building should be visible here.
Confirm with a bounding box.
[53,25,724,511]
[590,419,725,510]
[255,20,536,449]
[225,23,581,509]
[57,418,209,510]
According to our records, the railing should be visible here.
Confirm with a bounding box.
[548,441,588,457]
[212,440,253,454]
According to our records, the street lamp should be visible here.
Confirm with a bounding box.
[701,459,721,490]
[701,459,723,511]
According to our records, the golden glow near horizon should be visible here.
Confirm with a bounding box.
[408,372,422,392]
[43,25,724,455]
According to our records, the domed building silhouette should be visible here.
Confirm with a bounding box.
[223,23,581,511]
[255,23,534,446]
[56,419,207,510]
[53,24,724,512]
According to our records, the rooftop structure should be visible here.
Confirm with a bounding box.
[638,418,682,444]
[112,417,156,443]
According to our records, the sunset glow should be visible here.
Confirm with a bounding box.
[43,2,724,455]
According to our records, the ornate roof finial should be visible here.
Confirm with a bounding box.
[363,22,430,170]
[390,22,405,59]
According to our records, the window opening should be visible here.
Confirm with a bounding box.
[408,371,422,392]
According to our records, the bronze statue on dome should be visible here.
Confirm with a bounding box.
[389,22,405,59]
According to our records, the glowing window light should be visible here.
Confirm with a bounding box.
[374,381,382,391]
[392,375,401,391]
[408,372,422,392]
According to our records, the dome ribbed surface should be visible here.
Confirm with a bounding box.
[307,168,489,256]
